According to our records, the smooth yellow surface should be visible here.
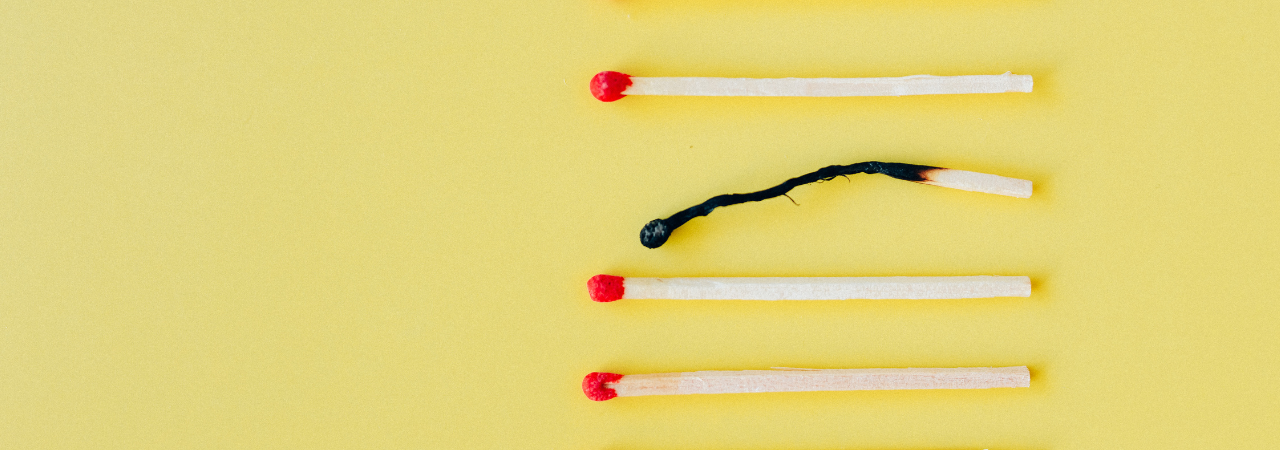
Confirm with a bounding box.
[2,1,1278,449]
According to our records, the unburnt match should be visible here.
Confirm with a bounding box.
[588,275,1030,302]
[591,71,1033,102]
[583,366,1030,400]
[639,161,1032,248]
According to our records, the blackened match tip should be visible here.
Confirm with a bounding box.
[640,219,670,248]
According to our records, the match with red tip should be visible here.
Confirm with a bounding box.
[590,71,633,102]
[584,367,1029,400]
[587,274,625,302]
[591,71,1032,102]
[582,372,624,401]
[588,275,1029,301]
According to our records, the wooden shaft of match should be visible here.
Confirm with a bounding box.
[609,367,1031,397]
[625,73,1032,97]
[917,168,1032,198]
[622,276,1030,300]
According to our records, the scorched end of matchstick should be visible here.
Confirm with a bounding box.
[639,161,1032,249]
[591,71,1032,102]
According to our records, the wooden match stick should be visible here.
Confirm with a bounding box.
[583,367,1030,400]
[915,167,1032,198]
[637,161,1032,249]
[590,71,1033,102]
[588,275,1030,302]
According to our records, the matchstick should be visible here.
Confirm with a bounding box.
[590,71,1033,102]
[583,367,1030,400]
[588,275,1030,302]
[638,161,1032,248]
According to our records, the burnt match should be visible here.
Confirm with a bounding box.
[591,71,1033,102]
[639,161,1032,248]
[583,366,1030,400]
[588,275,1030,302]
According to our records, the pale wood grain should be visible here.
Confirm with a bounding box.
[625,73,1032,97]
[622,276,1030,300]
[918,169,1033,198]
[608,367,1030,397]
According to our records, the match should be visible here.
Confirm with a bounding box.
[590,71,1033,102]
[639,161,1032,248]
[583,366,1031,400]
[588,275,1030,302]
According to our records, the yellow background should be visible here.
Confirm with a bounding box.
[3,0,1278,448]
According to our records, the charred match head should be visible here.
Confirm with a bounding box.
[582,372,624,401]
[587,274,625,302]
[590,71,633,102]
[639,219,671,249]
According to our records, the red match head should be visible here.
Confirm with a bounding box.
[590,71,632,102]
[582,372,624,401]
[588,274,625,302]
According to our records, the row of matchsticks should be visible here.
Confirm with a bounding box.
[584,35,1038,449]
[585,87,1036,400]
[583,275,1032,401]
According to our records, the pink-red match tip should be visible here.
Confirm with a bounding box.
[590,71,632,102]
[588,275,625,302]
[583,372,624,401]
